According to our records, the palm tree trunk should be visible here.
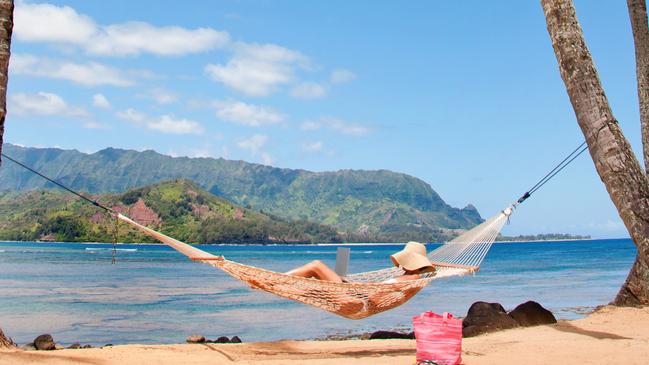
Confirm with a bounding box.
[0,327,15,348]
[0,0,12,160]
[628,0,649,172]
[541,0,649,305]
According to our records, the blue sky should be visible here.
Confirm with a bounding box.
[4,0,644,238]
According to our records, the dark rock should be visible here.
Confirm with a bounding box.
[81,344,93,349]
[462,301,519,337]
[67,343,81,349]
[103,344,113,347]
[215,336,230,343]
[509,301,557,327]
[230,336,242,343]
[34,334,56,350]
[369,330,415,340]
[186,335,206,343]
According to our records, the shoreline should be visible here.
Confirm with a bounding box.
[2,305,647,365]
[0,237,630,246]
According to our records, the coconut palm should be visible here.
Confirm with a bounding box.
[541,0,649,305]
[0,0,12,159]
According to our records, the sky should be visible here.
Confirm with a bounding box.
[3,0,645,238]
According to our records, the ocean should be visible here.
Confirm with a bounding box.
[0,239,636,346]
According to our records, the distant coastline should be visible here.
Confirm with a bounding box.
[494,237,596,244]
[496,233,591,242]
[0,237,631,246]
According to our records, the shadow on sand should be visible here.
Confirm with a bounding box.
[552,321,631,340]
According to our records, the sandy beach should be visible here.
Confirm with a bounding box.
[1,305,647,364]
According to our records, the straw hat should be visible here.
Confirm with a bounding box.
[390,241,434,271]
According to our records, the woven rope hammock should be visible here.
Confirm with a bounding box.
[115,206,512,319]
[0,142,587,320]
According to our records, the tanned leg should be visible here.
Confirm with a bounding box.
[285,260,343,282]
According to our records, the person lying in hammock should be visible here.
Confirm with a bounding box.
[286,241,435,283]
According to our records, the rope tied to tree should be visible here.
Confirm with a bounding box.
[513,141,588,207]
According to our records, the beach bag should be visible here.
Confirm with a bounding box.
[412,311,462,365]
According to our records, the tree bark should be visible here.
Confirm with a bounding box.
[0,4,12,348]
[628,0,649,172]
[541,0,649,305]
[0,327,15,348]
[0,0,12,161]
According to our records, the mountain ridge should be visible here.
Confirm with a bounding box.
[0,143,482,240]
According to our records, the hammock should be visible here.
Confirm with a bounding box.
[115,206,512,319]
[0,142,587,320]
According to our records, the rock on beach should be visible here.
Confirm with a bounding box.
[509,300,557,326]
[186,335,206,343]
[462,301,519,337]
[33,334,56,351]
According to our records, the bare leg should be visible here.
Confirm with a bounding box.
[285,260,343,283]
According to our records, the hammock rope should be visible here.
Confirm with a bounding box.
[0,142,587,319]
[514,141,588,205]
[113,210,510,319]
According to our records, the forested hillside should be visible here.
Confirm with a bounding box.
[0,144,483,240]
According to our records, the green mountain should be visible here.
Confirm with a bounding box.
[0,180,342,244]
[0,144,482,240]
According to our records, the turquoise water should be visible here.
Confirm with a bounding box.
[0,239,636,345]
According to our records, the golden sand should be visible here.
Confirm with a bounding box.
[1,305,648,365]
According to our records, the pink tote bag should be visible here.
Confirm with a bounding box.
[412,311,463,365]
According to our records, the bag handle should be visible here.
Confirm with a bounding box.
[414,311,455,321]
[442,312,455,326]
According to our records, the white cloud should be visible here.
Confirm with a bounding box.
[330,68,356,84]
[237,134,268,155]
[10,91,90,118]
[220,145,230,159]
[11,54,133,87]
[291,82,326,99]
[9,53,38,70]
[14,2,229,57]
[168,147,213,158]
[148,115,204,135]
[301,116,369,136]
[82,121,106,129]
[302,141,324,152]
[213,100,284,127]
[205,42,309,97]
[87,22,229,57]
[116,108,147,124]
[92,93,111,109]
[15,1,96,45]
[141,88,179,104]
[116,108,203,135]
[328,118,369,136]
[261,152,273,165]
[54,62,133,87]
